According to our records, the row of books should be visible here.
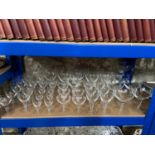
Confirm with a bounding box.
[0,19,155,42]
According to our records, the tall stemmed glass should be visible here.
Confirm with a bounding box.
[56,82,71,112]
[100,89,114,113]
[43,83,55,113]
[84,82,99,113]
[32,84,45,113]
[72,87,86,113]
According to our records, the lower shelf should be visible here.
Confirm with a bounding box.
[0,99,147,127]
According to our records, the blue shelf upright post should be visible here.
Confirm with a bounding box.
[120,58,137,84]
[0,128,2,135]
[10,56,24,85]
[142,87,155,134]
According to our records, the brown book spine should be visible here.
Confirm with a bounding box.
[127,19,137,42]
[142,19,151,42]
[70,19,81,41]
[0,21,6,39]
[120,19,129,42]
[78,19,89,41]
[9,19,22,39]
[105,19,115,42]
[113,19,123,41]
[1,19,14,39]
[62,19,74,41]
[150,20,155,42]
[33,19,45,40]
[48,19,60,41]
[93,19,103,41]
[55,19,67,41]
[134,19,144,42]
[17,19,30,39]
[99,19,109,42]
[85,19,96,41]
[40,19,53,40]
[25,19,38,40]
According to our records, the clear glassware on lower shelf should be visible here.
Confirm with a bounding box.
[133,83,152,109]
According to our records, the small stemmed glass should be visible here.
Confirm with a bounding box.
[115,83,134,113]
[133,83,152,109]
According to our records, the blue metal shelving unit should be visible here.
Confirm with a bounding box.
[0,41,155,135]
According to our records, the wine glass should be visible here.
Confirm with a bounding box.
[115,83,134,113]
[43,93,54,113]
[72,96,86,113]
[17,91,31,112]
[100,89,114,113]
[0,96,12,113]
[85,86,99,114]
[133,83,152,109]
[56,94,71,112]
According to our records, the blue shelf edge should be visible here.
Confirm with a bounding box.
[0,42,155,58]
[0,117,145,128]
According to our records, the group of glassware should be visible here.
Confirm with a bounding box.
[0,69,153,114]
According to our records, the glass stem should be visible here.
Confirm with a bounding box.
[137,100,143,109]
[62,104,66,112]
[24,103,28,112]
[47,106,52,113]
[89,102,94,114]
[36,107,40,113]
[119,102,125,113]
[77,104,81,113]
[4,106,9,113]
[103,102,108,114]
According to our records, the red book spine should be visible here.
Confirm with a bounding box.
[105,19,115,42]
[48,19,60,41]
[142,19,152,42]
[40,19,53,40]
[62,19,74,41]
[17,19,30,39]
[120,19,129,42]
[113,19,123,41]
[70,19,81,41]
[150,19,155,42]
[9,19,22,39]
[1,19,14,39]
[55,19,67,41]
[134,19,144,42]
[127,19,137,42]
[33,19,45,40]
[25,19,38,40]
[78,19,89,41]
[0,21,6,39]
[99,19,109,42]
[93,19,103,41]
[85,19,96,42]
